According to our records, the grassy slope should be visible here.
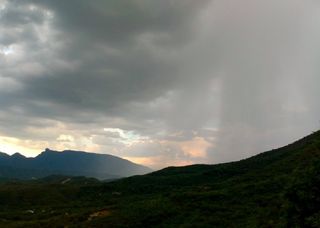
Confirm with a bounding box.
[0,131,320,227]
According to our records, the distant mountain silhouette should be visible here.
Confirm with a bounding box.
[0,149,152,180]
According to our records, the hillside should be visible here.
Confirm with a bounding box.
[0,149,152,180]
[0,131,319,227]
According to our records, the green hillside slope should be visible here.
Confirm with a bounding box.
[0,131,320,227]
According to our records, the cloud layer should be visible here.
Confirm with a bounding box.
[0,0,319,169]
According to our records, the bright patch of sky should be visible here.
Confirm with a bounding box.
[0,46,13,55]
[103,128,149,145]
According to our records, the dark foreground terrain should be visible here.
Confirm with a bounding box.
[0,131,320,227]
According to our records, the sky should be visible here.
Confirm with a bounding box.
[0,0,320,169]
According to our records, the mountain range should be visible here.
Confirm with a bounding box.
[0,131,319,227]
[0,148,152,180]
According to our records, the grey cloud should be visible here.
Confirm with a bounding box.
[0,0,319,168]
[10,0,210,117]
[208,0,320,163]
[32,0,210,46]
[0,0,211,139]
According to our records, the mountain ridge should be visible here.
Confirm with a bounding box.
[0,148,152,180]
[0,131,319,227]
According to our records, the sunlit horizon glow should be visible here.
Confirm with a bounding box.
[0,0,320,169]
[0,136,42,157]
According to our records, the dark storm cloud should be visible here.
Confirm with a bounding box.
[0,0,216,164]
[0,0,209,117]
[18,0,209,116]
[33,0,209,46]
[0,0,320,167]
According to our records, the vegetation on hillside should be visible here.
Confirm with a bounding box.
[0,131,320,227]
